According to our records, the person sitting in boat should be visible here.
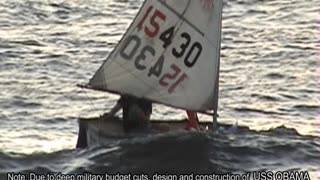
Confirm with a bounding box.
[104,95,152,133]
[104,95,196,133]
[104,95,171,133]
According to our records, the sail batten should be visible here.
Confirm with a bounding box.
[88,0,223,112]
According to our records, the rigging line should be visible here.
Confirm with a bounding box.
[147,0,193,100]
[80,86,101,116]
[157,0,192,58]
[154,0,192,100]
[158,0,203,36]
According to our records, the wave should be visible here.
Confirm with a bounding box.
[0,126,319,176]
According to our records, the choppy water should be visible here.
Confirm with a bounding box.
[0,0,319,178]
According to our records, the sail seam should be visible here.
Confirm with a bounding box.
[158,0,204,36]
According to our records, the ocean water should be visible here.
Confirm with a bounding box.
[0,0,319,178]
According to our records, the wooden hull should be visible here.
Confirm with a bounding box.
[76,116,215,148]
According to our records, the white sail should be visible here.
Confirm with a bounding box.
[88,0,223,112]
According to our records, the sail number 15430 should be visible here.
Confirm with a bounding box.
[117,5,205,94]
[137,5,203,68]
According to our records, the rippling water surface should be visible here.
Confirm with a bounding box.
[0,0,319,178]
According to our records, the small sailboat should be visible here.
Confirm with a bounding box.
[76,0,223,148]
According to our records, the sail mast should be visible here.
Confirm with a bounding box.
[212,0,223,129]
[212,56,219,129]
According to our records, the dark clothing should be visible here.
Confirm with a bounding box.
[118,96,152,133]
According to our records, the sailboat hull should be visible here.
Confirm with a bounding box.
[76,116,214,148]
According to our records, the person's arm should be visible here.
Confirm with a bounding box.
[108,102,122,117]
[102,99,123,120]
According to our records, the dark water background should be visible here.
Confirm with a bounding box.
[0,0,319,178]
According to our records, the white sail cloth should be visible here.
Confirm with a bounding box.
[88,0,222,112]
